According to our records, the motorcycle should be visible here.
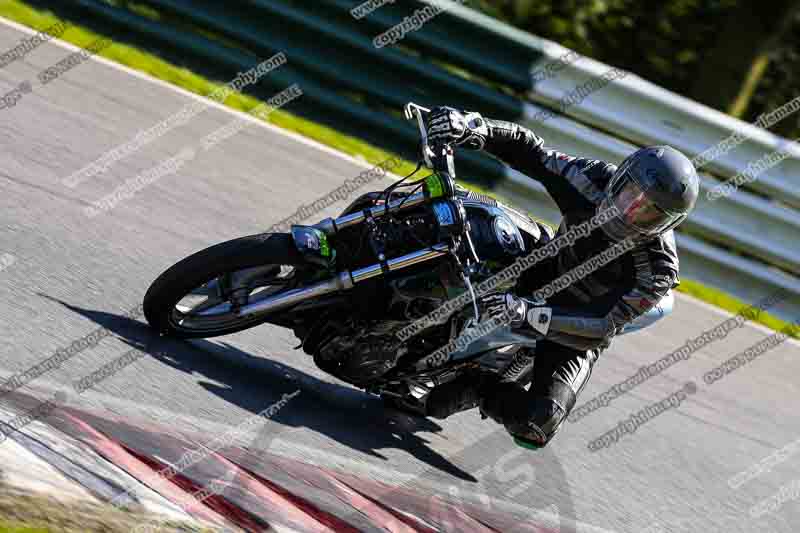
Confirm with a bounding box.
[143,102,665,425]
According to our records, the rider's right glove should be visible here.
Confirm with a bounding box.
[478,292,553,337]
[427,106,489,150]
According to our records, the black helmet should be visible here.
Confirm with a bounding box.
[600,145,699,242]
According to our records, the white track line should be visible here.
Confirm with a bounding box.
[0,17,397,177]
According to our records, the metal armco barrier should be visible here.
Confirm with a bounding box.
[52,0,800,320]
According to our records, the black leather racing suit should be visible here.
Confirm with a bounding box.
[475,119,681,447]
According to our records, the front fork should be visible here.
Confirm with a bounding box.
[234,189,455,319]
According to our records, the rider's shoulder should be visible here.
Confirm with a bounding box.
[575,157,617,183]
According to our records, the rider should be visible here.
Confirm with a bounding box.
[422,107,699,449]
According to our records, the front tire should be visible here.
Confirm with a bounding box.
[144,233,307,339]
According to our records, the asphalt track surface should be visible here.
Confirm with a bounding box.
[0,20,799,533]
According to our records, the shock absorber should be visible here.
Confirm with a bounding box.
[500,347,536,383]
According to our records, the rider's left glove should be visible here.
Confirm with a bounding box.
[427,106,489,150]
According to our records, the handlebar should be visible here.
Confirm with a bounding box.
[404,102,480,269]
[400,102,483,320]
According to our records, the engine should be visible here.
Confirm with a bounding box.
[315,320,409,386]
[303,191,545,388]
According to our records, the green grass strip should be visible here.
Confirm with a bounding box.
[0,524,49,533]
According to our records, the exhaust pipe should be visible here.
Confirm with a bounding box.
[236,244,448,318]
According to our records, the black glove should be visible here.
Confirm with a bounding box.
[478,292,552,335]
[427,106,489,150]
[478,292,527,327]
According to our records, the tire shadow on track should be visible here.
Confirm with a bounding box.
[41,296,480,481]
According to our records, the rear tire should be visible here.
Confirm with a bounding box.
[144,233,306,339]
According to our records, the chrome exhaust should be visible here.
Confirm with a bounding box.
[235,244,449,318]
[236,271,354,317]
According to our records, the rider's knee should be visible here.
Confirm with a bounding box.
[658,290,675,317]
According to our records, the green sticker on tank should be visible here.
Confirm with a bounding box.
[318,231,331,257]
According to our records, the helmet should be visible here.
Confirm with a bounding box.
[599,146,699,242]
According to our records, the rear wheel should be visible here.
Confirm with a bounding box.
[143,233,310,338]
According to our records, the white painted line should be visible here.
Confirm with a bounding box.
[0,16,403,178]
[0,427,99,502]
[269,524,305,533]
[0,403,197,522]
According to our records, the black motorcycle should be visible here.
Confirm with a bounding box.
[144,103,548,420]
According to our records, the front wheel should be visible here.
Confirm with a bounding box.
[143,233,309,338]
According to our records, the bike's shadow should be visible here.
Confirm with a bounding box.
[43,296,478,482]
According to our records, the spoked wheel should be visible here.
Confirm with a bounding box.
[144,233,310,338]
